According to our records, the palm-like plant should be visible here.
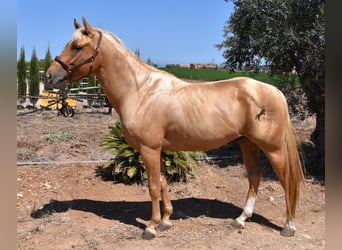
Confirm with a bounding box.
[101,121,204,185]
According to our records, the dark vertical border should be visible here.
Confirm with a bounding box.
[0,1,17,249]
[326,0,342,248]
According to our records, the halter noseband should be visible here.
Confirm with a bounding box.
[54,30,103,82]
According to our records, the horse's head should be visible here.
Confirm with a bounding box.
[46,17,103,88]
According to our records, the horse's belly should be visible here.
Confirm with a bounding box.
[162,128,240,151]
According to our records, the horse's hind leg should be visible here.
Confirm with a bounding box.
[232,138,262,229]
[264,148,297,236]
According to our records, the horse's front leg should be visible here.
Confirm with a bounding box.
[140,145,171,240]
[159,160,173,231]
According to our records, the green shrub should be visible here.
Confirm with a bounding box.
[101,121,204,185]
[43,131,77,143]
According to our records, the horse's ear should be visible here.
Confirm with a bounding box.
[74,18,81,30]
[82,16,94,36]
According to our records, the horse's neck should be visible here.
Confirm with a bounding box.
[95,41,154,116]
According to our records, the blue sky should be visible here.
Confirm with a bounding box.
[17,0,233,66]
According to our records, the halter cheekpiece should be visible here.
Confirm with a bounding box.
[54,30,103,82]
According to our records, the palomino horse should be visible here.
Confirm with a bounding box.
[46,17,305,240]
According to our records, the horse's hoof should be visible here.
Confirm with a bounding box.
[280,226,296,237]
[231,219,245,229]
[158,221,172,231]
[142,227,156,240]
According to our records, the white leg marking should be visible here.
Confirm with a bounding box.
[281,218,296,237]
[243,196,256,218]
[233,197,256,228]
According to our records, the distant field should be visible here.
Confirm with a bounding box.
[160,67,300,87]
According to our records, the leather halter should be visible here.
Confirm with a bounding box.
[54,30,102,82]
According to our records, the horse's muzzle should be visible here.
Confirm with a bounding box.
[45,67,67,89]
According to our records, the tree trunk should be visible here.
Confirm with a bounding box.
[309,109,325,176]
[295,67,325,177]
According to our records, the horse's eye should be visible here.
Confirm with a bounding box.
[72,45,82,52]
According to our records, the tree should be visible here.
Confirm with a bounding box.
[88,74,97,88]
[17,46,27,104]
[134,48,141,58]
[43,45,53,72]
[146,57,157,67]
[29,48,40,107]
[216,0,325,175]
[43,46,53,90]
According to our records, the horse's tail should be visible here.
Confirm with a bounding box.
[284,118,306,218]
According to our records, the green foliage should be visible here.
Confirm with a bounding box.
[217,0,325,174]
[43,46,53,73]
[87,74,97,88]
[162,67,232,81]
[101,121,204,185]
[161,67,300,87]
[161,150,203,183]
[217,0,324,113]
[43,131,77,144]
[146,57,158,67]
[134,48,141,58]
[29,48,40,106]
[43,46,53,90]
[17,46,27,103]
[80,75,100,106]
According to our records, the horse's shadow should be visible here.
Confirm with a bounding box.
[31,197,282,232]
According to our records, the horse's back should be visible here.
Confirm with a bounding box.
[160,76,288,151]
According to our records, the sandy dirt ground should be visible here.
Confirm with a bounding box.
[17,105,325,249]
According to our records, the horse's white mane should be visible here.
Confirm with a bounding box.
[97,28,124,45]
[72,27,124,46]
[71,26,154,70]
